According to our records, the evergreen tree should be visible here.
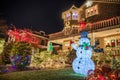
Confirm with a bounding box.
[11,42,32,70]
[2,43,12,64]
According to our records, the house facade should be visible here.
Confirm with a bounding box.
[48,0,120,57]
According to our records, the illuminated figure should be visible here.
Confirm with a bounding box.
[71,31,95,77]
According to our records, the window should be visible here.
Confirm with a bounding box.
[72,27,78,34]
[86,5,99,18]
[66,13,71,20]
[72,12,78,20]
[65,28,71,35]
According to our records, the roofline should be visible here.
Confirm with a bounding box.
[32,33,49,40]
[79,0,120,9]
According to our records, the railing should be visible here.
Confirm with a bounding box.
[49,32,68,40]
[86,16,120,32]
[50,16,120,40]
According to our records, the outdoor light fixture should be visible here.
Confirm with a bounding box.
[86,1,93,7]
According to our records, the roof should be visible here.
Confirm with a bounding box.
[87,0,120,3]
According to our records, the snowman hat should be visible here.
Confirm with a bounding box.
[80,30,88,37]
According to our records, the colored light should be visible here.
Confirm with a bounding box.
[7,28,39,44]
[71,31,95,77]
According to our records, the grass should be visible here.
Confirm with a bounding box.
[0,68,84,80]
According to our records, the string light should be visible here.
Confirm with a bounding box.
[71,31,95,77]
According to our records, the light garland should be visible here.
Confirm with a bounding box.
[7,28,39,44]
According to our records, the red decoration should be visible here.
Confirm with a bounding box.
[97,75,106,80]
[86,46,89,50]
[7,28,39,45]
[78,21,86,30]
[70,40,74,44]
[111,40,115,47]
[116,38,120,45]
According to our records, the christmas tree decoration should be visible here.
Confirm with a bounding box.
[111,56,120,70]
[3,28,34,70]
[71,31,95,77]
[2,43,13,64]
[0,39,5,54]
[9,42,32,70]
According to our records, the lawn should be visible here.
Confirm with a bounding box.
[0,68,84,80]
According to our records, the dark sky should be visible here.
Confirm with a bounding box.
[0,0,85,34]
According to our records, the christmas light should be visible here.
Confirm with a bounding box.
[86,1,93,7]
[7,28,39,44]
[79,21,86,30]
[71,31,95,77]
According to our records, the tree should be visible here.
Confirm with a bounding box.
[10,42,32,70]
[2,28,36,70]
[2,43,13,64]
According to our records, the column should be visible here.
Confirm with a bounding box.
[47,41,50,51]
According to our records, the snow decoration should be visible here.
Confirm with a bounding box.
[71,31,95,77]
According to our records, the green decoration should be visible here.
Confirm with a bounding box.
[11,42,32,70]
[49,43,53,51]
[2,43,13,64]
[2,41,32,70]
[82,42,89,50]
[111,57,120,70]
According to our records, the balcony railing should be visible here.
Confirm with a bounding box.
[86,16,120,32]
[50,16,120,40]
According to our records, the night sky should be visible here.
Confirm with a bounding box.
[0,0,85,34]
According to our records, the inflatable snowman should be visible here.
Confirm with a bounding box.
[71,31,95,77]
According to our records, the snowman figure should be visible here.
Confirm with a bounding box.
[71,31,95,77]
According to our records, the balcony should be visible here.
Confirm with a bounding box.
[50,16,120,40]
[86,16,120,32]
